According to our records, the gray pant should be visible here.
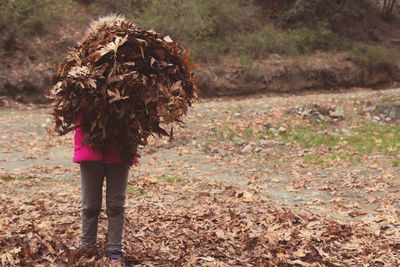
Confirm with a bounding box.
[80,161,129,252]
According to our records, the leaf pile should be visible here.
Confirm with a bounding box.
[49,17,198,164]
[1,177,399,266]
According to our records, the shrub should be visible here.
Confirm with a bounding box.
[0,0,72,53]
[89,0,139,17]
[286,26,318,54]
[90,0,259,62]
[232,25,297,59]
[350,43,400,70]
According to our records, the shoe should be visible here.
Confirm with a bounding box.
[108,250,122,263]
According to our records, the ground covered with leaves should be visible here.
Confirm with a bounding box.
[1,88,400,266]
[1,176,399,266]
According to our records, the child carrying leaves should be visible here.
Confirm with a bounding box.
[49,14,198,264]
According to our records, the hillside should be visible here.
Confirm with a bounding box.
[0,0,399,103]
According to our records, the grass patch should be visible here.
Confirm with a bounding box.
[40,177,64,183]
[17,176,31,181]
[392,160,400,167]
[203,112,216,121]
[126,185,145,196]
[210,125,237,142]
[344,122,400,154]
[166,176,182,183]
[244,128,253,138]
[328,153,361,164]
[1,177,13,182]
[278,127,341,148]
[303,155,324,166]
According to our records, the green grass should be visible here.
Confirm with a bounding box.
[126,185,145,196]
[38,177,64,184]
[344,122,400,154]
[166,176,182,183]
[203,112,216,121]
[392,160,400,167]
[303,155,324,166]
[1,177,13,182]
[278,126,341,148]
[244,128,253,138]
[209,125,236,142]
[328,153,361,164]
[17,176,31,181]
[272,121,400,155]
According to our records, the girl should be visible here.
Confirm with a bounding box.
[74,15,138,263]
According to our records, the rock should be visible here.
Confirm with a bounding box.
[386,117,391,122]
[380,222,389,230]
[269,54,282,60]
[341,128,349,134]
[294,195,303,201]
[242,144,252,153]
[233,136,246,145]
[234,112,241,117]
[365,106,375,113]
[259,139,269,147]
[390,39,400,45]
[373,116,381,121]
[367,30,380,42]
[313,112,325,121]
[329,107,344,118]
[389,108,397,119]
[277,127,286,133]
[298,110,309,116]
[254,147,262,153]
[264,123,273,129]
[219,150,229,157]
[268,128,277,134]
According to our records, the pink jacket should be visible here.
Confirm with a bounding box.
[73,112,138,164]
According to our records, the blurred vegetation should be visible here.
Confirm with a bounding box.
[0,0,398,67]
[85,0,398,65]
[351,43,400,70]
[0,0,73,55]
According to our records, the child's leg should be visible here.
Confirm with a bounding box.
[105,162,129,252]
[80,161,105,248]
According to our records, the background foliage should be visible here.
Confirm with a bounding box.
[1,0,398,64]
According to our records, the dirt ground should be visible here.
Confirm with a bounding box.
[1,88,400,219]
[0,88,399,265]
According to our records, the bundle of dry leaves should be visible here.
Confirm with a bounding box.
[49,15,198,164]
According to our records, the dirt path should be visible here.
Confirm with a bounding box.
[1,88,399,222]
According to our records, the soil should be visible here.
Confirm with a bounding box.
[1,87,399,223]
[196,52,400,97]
